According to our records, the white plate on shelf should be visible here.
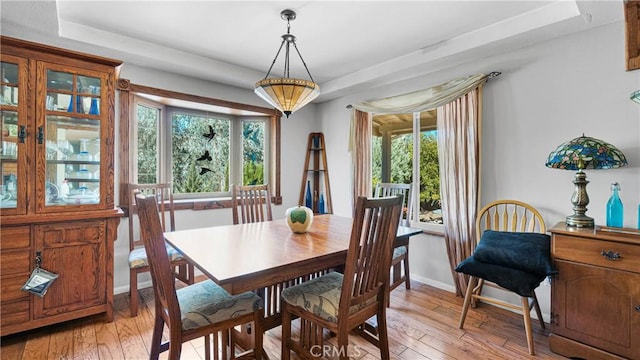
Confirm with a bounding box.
[62,194,99,205]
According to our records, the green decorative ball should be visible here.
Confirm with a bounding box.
[285,206,314,233]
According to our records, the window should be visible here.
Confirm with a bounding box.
[132,96,270,198]
[372,110,442,224]
[117,80,281,208]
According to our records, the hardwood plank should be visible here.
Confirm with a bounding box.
[1,283,567,360]
[48,321,74,359]
[0,331,27,360]
[94,318,124,359]
[112,295,148,359]
[73,317,100,360]
[21,328,52,360]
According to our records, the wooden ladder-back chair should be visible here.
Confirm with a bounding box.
[231,184,273,225]
[457,200,553,355]
[374,183,413,291]
[280,195,403,360]
[127,183,194,317]
[135,193,264,360]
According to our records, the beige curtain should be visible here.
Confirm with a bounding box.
[437,87,482,296]
[351,74,487,114]
[349,110,372,211]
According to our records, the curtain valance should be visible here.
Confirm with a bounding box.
[350,73,488,114]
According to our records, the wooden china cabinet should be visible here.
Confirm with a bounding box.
[549,223,640,359]
[0,36,122,336]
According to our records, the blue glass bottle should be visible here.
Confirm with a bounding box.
[606,182,623,228]
[89,97,99,115]
[305,180,312,209]
[89,87,99,115]
[318,192,325,214]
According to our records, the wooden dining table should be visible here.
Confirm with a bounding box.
[164,214,422,331]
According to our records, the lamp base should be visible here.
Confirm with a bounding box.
[566,214,594,228]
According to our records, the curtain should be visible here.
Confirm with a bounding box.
[349,73,489,296]
[349,110,372,212]
[437,87,482,296]
[350,73,487,114]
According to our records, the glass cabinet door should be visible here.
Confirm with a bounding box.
[38,65,105,211]
[0,55,27,215]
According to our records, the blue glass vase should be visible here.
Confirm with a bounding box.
[606,182,623,228]
[305,180,312,209]
[318,193,325,214]
[89,97,99,115]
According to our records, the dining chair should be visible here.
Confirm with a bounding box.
[280,195,403,360]
[374,182,413,291]
[135,193,264,360]
[231,184,273,225]
[456,200,555,355]
[127,183,194,317]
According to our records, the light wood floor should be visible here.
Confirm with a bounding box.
[1,280,567,360]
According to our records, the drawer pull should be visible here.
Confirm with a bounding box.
[636,306,640,312]
[601,250,621,261]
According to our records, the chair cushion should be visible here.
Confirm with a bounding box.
[281,272,377,323]
[128,243,184,269]
[473,230,556,277]
[177,280,263,331]
[455,257,546,297]
[393,246,407,259]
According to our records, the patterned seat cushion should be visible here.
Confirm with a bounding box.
[281,272,377,323]
[393,246,407,259]
[177,280,263,331]
[128,243,184,269]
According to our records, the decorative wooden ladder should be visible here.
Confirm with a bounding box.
[298,132,332,214]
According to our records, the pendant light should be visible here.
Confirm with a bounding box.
[254,9,320,118]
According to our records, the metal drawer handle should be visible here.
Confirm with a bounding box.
[601,250,621,261]
[635,305,640,312]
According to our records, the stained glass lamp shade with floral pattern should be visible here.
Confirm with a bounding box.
[545,135,628,228]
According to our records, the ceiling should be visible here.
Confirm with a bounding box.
[0,1,624,104]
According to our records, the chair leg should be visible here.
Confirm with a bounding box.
[403,249,411,290]
[521,296,535,355]
[130,270,138,317]
[376,309,391,360]
[531,291,545,329]
[281,302,291,360]
[337,325,350,360]
[253,311,264,360]
[458,276,476,329]
[149,315,164,360]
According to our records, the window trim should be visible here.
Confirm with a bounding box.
[117,78,282,212]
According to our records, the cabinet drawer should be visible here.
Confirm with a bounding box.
[0,275,29,302]
[0,250,31,276]
[1,300,30,326]
[553,234,640,273]
[0,226,30,250]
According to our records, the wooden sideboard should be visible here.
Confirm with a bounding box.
[0,36,122,336]
[549,222,640,359]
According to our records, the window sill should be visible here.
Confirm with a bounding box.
[173,196,282,211]
[410,221,445,236]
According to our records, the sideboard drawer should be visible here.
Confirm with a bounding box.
[553,234,640,273]
[0,226,30,250]
[0,275,29,302]
[0,301,30,326]
[0,250,30,276]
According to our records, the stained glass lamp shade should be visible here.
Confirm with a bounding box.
[545,135,628,227]
[254,9,320,118]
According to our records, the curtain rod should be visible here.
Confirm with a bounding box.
[346,71,501,109]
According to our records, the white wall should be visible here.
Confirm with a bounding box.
[316,21,639,320]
